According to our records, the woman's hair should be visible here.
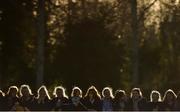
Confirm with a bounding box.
[53,86,68,98]
[150,90,162,102]
[19,84,33,97]
[176,91,180,101]
[130,88,143,98]
[163,89,177,102]
[114,89,126,101]
[0,90,5,97]
[102,87,114,99]
[6,86,18,97]
[84,86,101,99]
[71,86,82,97]
[37,85,51,100]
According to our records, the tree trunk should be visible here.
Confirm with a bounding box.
[36,0,46,88]
[81,0,87,19]
[68,0,72,26]
[0,45,2,88]
[131,0,139,87]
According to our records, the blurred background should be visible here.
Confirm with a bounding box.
[0,0,180,96]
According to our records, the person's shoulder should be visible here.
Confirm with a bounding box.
[68,96,72,100]
[51,97,57,101]
[126,97,133,103]
[4,95,9,99]
[157,101,163,104]
[32,97,38,103]
[30,95,35,98]
[64,97,69,102]
[80,97,83,100]
[82,97,88,101]
[140,97,148,102]
[44,97,51,101]
[14,96,19,101]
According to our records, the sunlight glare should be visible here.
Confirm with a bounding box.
[33,11,37,17]
[153,0,160,11]
[59,0,68,5]
[72,0,77,3]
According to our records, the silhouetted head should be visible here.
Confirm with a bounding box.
[150,90,162,102]
[71,87,82,97]
[102,87,114,99]
[37,85,50,100]
[130,88,142,100]
[85,86,101,99]
[7,86,18,97]
[19,84,33,97]
[114,90,126,101]
[53,86,68,98]
[163,89,177,103]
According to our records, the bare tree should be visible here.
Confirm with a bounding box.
[130,0,158,87]
[0,44,2,87]
[36,0,46,88]
[131,0,139,86]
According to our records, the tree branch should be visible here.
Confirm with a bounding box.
[159,0,177,8]
[138,0,158,22]
[47,0,61,8]
[46,0,68,14]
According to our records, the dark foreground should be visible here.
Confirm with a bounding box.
[0,85,180,111]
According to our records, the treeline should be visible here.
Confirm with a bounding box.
[0,85,180,111]
[0,0,180,90]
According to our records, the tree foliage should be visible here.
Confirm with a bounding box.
[0,0,180,92]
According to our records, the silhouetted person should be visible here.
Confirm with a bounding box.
[0,90,5,110]
[32,85,51,111]
[69,86,86,110]
[101,87,114,111]
[18,84,34,111]
[174,91,180,110]
[113,90,128,111]
[83,86,102,111]
[147,90,163,111]
[3,86,20,110]
[126,88,148,111]
[51,86,69,111]
[162,89,176,111]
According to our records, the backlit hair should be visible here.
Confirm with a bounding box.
[71,86,82,97]
[0,90,5,97]
[53,86,68,98]
[163,89,177,102]
[19,84,33,97]
[150,90,162,102]
[114,89,126,100]
[37,85,51,100]
[130,88,143,98]
[102,87,114,99]
[7,86,18,97]
[84,86,101,99]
